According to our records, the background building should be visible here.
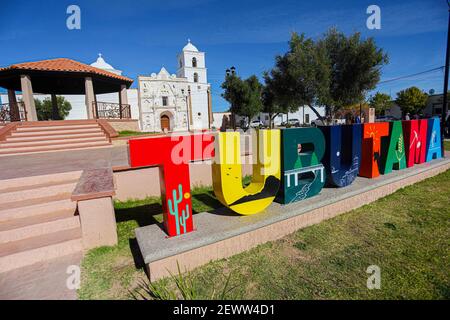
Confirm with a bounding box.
[386,93,449,119]
[138,40,213,132]
[212,106,326,129]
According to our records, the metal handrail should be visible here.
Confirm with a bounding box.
[0,102,27,123]
[93,101,131,119]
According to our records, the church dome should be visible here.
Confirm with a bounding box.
[183,39,198,52]
[90,54,122,75]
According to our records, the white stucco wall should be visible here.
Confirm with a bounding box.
[138,73,190,133]
[225,106,326,127]
[137,42,211,133]
[212,112,231,129]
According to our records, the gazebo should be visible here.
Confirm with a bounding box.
[0,58,133,122]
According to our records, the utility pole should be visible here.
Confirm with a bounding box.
[225,66,237,130]
[442,4,450,146]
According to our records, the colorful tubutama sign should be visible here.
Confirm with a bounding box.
[129,118,443,237]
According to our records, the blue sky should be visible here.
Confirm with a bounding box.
[0,0,448,111]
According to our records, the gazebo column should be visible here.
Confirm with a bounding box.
[51,94,61,120]
[20,75,38,121]
[85,77,95,119]
[7,89,20,122]
[118,84,128,119]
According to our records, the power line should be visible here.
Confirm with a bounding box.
[376,73,444,88]
[378,66,444,84]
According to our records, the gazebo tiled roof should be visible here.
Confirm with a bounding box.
[0,58,133,83]
[0,57,133,94]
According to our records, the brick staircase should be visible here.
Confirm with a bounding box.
[0,121,112,156]
[0,171,83,273]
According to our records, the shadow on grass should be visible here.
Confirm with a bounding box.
[115,203,163,227]
[115,190,239,272]
[129,238,147,271]
[192,191,223,213]
[192,191,242,217]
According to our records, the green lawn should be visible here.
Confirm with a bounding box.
[445,140,450,152]
[78,169,450,300]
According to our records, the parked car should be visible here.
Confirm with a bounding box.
[311,118,345,126]
[288,118,300,127]
[375,115,399,122]
[249,120,264,128]
[311,119,326,126]
[281,118,300,127]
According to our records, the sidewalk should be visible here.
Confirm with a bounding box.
[0,146,129,180]
[0,253,82,300]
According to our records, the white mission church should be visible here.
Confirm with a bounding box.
[138,40,213,132]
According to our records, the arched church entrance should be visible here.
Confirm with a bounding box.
[160,115,170,132]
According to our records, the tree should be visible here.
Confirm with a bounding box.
[395,86,428,116]
[265,29,388,121]
[369,92,393,116]
[261,83,283,128]
[318,28,389,117]
[264,32,330,121]
[241,75,263,123]
[221,73,263,127]
[34,96,72,120]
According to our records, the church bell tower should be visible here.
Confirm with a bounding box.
[176,39,207,84]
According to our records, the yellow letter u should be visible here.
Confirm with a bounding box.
[212,130,280,215]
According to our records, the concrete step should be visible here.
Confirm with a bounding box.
[0,183,75,210]
[10,127,103,137]
[0,140,111,155]
[0,199,76,223]
[5,132,106,142]
[0,171,82,193]
[0,215,80,244]
[1,136,109,148]
[16,124,100,132]
[0,228,82,273]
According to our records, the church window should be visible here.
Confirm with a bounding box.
[192,57,197,67]
[162,96,168,106]
[194,73,199,83]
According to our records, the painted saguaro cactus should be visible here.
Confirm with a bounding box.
[277,127,326,204]
[129,133,214,237]
[168,184,190,235]
[319,124,362,187]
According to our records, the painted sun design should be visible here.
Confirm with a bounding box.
[184,192,191,199]
[366,125,380,143]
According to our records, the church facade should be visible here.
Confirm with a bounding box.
[138,40,213,132]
